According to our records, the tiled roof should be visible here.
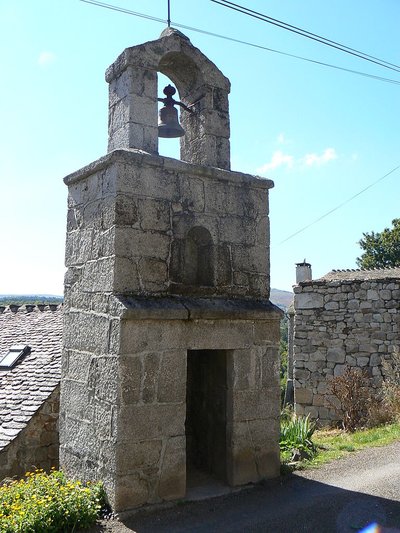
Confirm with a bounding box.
[319,267,400,282]
[0,305,62,451]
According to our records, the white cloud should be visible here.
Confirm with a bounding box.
[37,51,56,67]
[302,147,337,167]
[257,150,294,174]
[277,133,285,144]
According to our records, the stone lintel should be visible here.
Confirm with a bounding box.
[117,296,283,321]
[63,149,274,191]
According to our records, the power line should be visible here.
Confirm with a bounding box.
[214,0,400,70]
[277,164,400,246]
[211,0,400,74]
[79,0,400,86]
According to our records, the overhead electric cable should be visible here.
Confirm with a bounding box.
[213,0,400,70]
[277,164,400,246]
[79,0,400,86]
[211,0,400,74]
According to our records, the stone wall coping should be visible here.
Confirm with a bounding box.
[117,296,283,321]
[63,149,274,190]
[294,267,400,289]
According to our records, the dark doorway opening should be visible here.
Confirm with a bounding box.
[186,350,228,489]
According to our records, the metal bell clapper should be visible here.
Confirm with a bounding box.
[158,84,193,138]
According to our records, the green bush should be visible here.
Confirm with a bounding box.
[0,468,105,532]
[280,412,316,459]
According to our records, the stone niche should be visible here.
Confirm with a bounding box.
[60,27,282,513]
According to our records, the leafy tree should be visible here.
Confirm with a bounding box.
[356,218,400,269]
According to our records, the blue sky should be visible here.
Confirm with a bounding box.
[1,0,399,294]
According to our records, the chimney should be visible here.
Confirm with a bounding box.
[296,260,312,283]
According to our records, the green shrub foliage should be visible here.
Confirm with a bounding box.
[280,412,316,458]
[0,469,105,532]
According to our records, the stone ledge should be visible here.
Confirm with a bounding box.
[117,296,283,321]
[63,149,274,190]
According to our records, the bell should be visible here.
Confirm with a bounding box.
[158,104,185,138]
[158,84,186,138]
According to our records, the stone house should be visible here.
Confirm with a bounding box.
[293,267,400,425]
[60,27,282,512]
[0,304,62,481]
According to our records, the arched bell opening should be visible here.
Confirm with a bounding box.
[158,51,204,163]
[157,72,183,160]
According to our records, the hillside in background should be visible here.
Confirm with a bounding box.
[270,288,293,310]
[0,295,63,306]
[0,290,294,310]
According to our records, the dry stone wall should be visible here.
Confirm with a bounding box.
[293,269,400,425]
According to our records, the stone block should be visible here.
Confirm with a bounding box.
[60,381,94,422]
[82,257,115,293]
[138,257,168,285]
[157,350,186,403]
[64,350,93,382]
[119,355,142,405]
[219,215,256,246]
[295,293,324,310]
[179,175,205,212]
[232,244,267,274]
[296,369,311,380]
[116,162,179,201]
[326,348,345,363]
[120,319,255,354]
[260,348,280,389]
[295,387,313,405]
[333,364,347,377]
[254,320,280,345]
[138,198,170,232]
[115,227,170,261]
[116,440,162,474]
[229,349,259,391]
[370,354,381,366]
[158,436,186,501]
[312,394,325,406]
[325,301,339,311]
[367,289,379,300]
[304,406,319,418]
[115,194,139,226]
[114,257,141,293]
[118,404,186,442]
[141,353,161,403]
[114,473,151,512]
[88,356,119,403]
[229,388,280,421]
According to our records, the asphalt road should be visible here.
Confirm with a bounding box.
[91,441,400,533]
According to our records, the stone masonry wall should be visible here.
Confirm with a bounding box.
[61,149,280,512]
[64,149,273,305]
[112,313,281,511]
[293,274,400,425]
[0,387,59,481]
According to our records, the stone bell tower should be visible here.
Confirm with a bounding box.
[60,28,282,512]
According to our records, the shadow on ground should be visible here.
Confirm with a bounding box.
[87,472,400,533]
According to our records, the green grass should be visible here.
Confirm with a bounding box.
[286,422,400,470]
